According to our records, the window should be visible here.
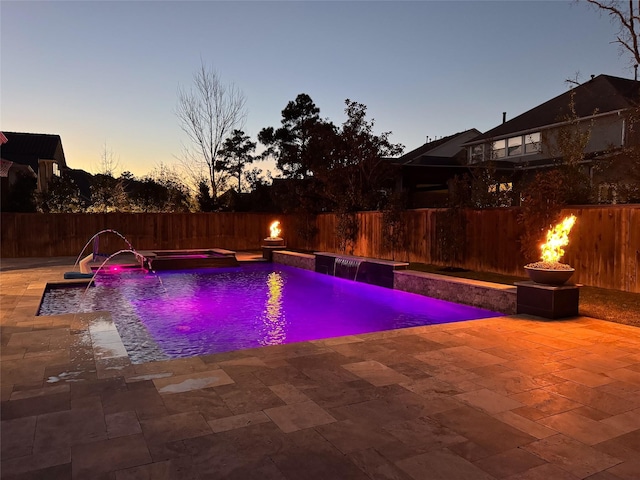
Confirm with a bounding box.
[53,163,60,176]
[507,136,522,156]
[470,145,484,163]
[488,182,513,193]
[492,139,506,159]
[471,131,541,163]
[524,132,541,153]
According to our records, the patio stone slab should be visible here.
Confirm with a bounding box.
[554,367,616,387]
[348,448,414,480]
[314,419,395,454]
[396,448,496,480]
[492,410,557,439]
[114,456,200,480]
[502,462,583,479]
[141,411,212,445]
[382,415,467,451]
[537,410,626,445]
[522,434,622,478]
[71,433,152,479]
[160,387,232,420]
[265,400,336,433]
[268,383,309,404]
[34,404,108,452]
[342,360,412,386]
[0,447,71,478]
[545,381,639,415]
[105,410,142,438]
[1,391,70,421]
[153,368,235,394]
[216,383,286,414]
[269,434,369,480]
[600,407,640,433]
[208,411,271,433]
[473,446,548,479]
[1,415,37,459]
[432,405,537,456]
[454,387,524,414]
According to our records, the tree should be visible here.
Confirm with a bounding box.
[217,129,256,193]
[258,93,336,180]
[329,99,404,211]
[89,143,128,212]
[381,190,408,260]
[37,174,84,213]
[585,0,640,66]
[176,61,246,204]
[2,172,37,212]
[88,173,130,212]
[126,165,192,212]
[97,141,120,177]
[544,90,595,204]
[196,179,216,212]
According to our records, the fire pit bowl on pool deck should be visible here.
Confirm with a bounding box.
[517,214,580,319]
[262,220,286,261]
[524,264,575,285]
[524,215,577,286]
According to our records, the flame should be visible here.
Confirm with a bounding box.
[269,221,281,239]
[540,215,576,263]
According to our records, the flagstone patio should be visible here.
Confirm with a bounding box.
[1,258,639,479]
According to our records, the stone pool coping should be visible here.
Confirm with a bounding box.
[2,257,639,479]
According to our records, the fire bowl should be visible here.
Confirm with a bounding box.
[263,237,285,247]
[524,266,575,286]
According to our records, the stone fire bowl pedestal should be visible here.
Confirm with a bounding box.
[262,237,285,261]
[518,266,579,319]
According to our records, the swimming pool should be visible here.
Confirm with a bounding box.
[39,263,502,363]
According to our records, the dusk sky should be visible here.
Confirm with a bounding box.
[1,1,635,179]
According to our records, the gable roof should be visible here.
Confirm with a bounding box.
[396,129,482,166]
[469,74,640,143]
[0,132,67,172]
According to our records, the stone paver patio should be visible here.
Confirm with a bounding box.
[1,258,639,479]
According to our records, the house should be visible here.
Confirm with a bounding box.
[462,74,640,202]
[1,132,68,195]
[391,129,482,207]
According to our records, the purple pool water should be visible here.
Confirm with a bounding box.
[39,263,502,363]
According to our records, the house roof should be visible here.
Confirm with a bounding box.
[0,132,67,172]
[396,129,482,166]
[468,74,640,144]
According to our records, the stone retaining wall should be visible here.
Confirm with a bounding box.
[394,270,517,314]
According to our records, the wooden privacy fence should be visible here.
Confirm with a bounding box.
[0,212,282,258]
[1,205,638,292]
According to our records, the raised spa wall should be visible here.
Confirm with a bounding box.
[272,250,516,315]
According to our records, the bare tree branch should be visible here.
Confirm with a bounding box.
[585,0,640,66]
[175,61,246,202]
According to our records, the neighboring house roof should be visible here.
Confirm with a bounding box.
[0,131,67,172]
[468,74,640,144]
[397,129,482,166]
